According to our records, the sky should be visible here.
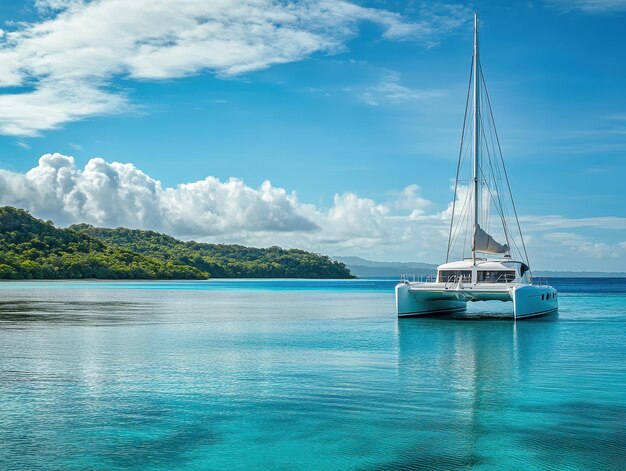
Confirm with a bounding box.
[0,0,624,271]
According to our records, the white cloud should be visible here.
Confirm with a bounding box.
[547,0,626,13]
[543,232,589,245]
[520,214,626,230]
[543,231,626,259]
[323,192,390,246]
[382,3,469,45]
[394,184,433,215]
[34,0,83,14]
[0,153,316,235]
[0,155,445,258]
[0,0,468,136]
[0,79,128,136]
[1,153,624,271]
[356,71,443,106]
[160,177,317,236]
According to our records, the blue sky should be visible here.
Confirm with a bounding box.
[0,0,624,271]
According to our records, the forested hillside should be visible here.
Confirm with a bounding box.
[0,207,353,279]
[0,207,205,279]
[70,224,353,279]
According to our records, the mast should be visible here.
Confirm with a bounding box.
[471,12,480,265]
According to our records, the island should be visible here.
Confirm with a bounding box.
[0,206,353,279]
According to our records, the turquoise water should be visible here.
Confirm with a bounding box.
[0,278,624,470]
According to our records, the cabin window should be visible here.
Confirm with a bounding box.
[438,270,471,283]
[477,270,516,283]
[541,294,545,300]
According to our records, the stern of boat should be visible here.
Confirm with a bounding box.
[396,282,467,317]
[512,284,558,319]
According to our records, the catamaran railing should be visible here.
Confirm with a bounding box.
[400,273,544,286]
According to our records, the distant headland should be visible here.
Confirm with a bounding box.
[0,206,353,280]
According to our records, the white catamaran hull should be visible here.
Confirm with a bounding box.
[396,281,557,319]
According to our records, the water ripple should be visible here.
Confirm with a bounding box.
[0,279,624,470]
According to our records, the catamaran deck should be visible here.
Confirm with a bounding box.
[407,281,515,301]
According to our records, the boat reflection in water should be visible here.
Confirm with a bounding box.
[393,314,560,467]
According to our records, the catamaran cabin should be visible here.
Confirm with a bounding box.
[436,259,529,284]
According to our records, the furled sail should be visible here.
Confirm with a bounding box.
[473,224,509,254]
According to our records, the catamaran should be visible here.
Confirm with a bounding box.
[396,13,558,320]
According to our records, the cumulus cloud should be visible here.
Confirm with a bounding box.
[393,184,434,220]
[0,153,446,257]
[0,153,316,235]
[0,0,468,135]
[2,153,625,271]
[159,178,317,236]
[323,192,390,246]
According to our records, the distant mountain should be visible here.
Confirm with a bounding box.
[532,270,626,278]
[333,256,436,278]
[334,255,626,278]
[333,256,436,270]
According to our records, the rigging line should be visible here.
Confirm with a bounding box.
[480,124,509,244]
[481,67,531,269]
[481,83,501,185]
[476,83,490,232]
[509,232,523,259]
[482,81,511,245]
[478,66,510,231]
[480,110,491,232]
[478,105,494,233]
[449,185,471,256]
[505,220,523,260]
[447,54,474,263]
[479,68,502,173]
[460,138,471,186]
[479,70,520,258]
[478,163,508,242]
[458,188,472,245]
[462,191,471,260]
[451,187,472,259]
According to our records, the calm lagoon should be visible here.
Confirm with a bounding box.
[1,278,624,470]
